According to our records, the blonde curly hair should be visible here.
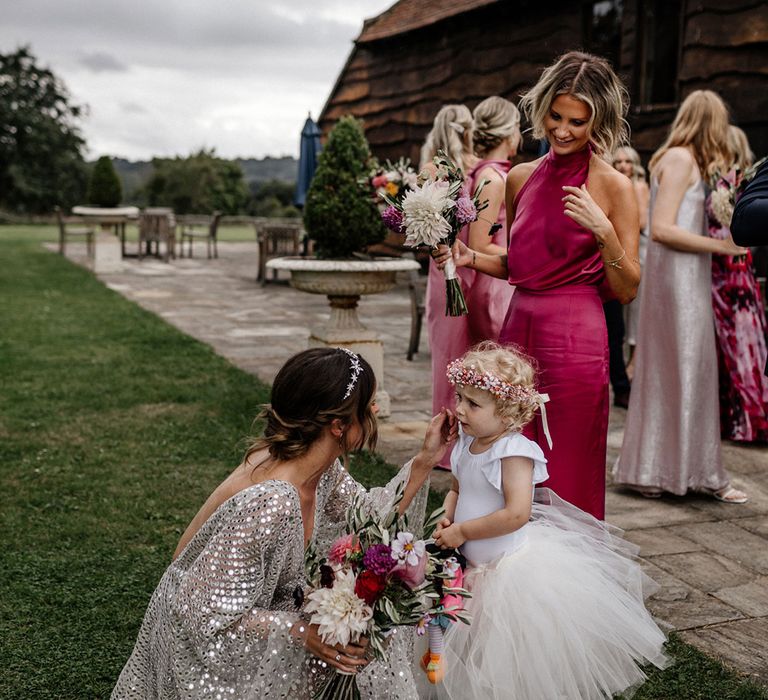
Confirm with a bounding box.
[453,342,540,433]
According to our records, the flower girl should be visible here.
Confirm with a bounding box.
[432,342,668,699]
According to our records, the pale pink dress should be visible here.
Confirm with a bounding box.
[426,160,514,467]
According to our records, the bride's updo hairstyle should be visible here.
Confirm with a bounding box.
[472,96,521,156]
[519,51,629,158]
[247,347,378,465]
[420,104,474,170]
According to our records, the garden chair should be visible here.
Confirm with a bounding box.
[138,208,176,262]
[179,211,222,259]
[255,220,304,285]
[56,207,95,257]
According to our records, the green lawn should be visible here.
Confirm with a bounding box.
[0,225,765,699]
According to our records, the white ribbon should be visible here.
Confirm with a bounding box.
[537,393,553,450]
[443,256,458,282]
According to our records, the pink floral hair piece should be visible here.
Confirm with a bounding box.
[446,358,553,448]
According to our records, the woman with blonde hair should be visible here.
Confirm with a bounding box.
[615,90,749,501]
[419,104,476,172]
[426,98,522,468]
[436,51,640,519]
[612,145,650,378]
[706,124,768,442]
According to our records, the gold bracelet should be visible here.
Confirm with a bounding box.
[605,249,626,269]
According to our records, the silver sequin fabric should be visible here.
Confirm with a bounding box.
[614,179,730,494]
[112,460,428,699]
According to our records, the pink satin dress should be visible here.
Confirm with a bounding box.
[499,146,609,519]
[427,160,514,468]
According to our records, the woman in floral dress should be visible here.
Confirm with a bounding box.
[706,125,768,442]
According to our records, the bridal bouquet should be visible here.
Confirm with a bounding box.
[304,485,469,700]
[368,157,418,209]
[709,155,767,228]
[382,151,490,316]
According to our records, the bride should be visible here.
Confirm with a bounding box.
[111,347,455,699]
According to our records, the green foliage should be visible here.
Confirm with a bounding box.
[248,179,299,218]
[87,156,122,207]
[145,149,249,214]
[0,47,88,213]
[303,116,386,258]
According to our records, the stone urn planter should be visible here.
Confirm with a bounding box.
[266,256,420,417]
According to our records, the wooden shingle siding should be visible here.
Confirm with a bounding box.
[321,0,768,165]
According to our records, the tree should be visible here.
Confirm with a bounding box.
[0,47,88,213]
[303,116,386,258]
[87,156,122,207]
[145,150,249,214]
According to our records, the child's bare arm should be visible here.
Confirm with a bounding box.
[434,457,533,548]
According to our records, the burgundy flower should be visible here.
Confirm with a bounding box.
[354,570,387,605]
[319,564,336,589]
[381,205,404,233]
[362,544,397,576]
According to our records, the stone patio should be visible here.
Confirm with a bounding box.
[63,241,768,686]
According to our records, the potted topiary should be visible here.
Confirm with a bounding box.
[267,116,418,416]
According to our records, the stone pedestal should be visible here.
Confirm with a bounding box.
[266,257,420,418]
[93,230,123,273]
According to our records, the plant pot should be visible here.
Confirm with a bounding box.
[266,257,420,417]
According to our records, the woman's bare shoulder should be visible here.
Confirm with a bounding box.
[506,157,544,193]
[590,157,634,196]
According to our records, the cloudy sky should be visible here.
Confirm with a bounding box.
[1,0,394,161]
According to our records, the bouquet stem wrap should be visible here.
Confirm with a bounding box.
[441,255,468,317]
[313,670,361,700]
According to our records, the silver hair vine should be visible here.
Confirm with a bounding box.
[340,348,363,400]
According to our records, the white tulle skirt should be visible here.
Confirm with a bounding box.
[435,490,669,700]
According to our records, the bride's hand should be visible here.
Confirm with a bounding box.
[432,241,473,270]
[416,409,457,468]
[304,624,370,674]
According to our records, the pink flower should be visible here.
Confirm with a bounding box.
[328,534,360,564]
[391,550,427,589]
[455,195,477,226]
[372,174,389,188]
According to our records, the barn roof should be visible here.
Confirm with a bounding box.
[357,0,500,43]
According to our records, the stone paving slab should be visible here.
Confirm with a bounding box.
[59,240,768,685]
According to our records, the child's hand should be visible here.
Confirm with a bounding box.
[434,523,466,550]
[433,517,452,536]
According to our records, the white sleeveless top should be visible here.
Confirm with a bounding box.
[451,428,548,566]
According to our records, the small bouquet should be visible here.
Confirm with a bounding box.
[709,155,767,229]
[381,151,490,316]
[304,485,470,699]
[368,157,418,209]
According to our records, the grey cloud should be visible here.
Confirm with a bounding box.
[80,51,127,72]
[120,101,147,114]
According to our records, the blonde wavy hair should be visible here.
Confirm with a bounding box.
[612,146,646,181]
[727,125,754,172]
[648,90,732,179]
[519,51,629,158]
[472,96,521,156]
[420,104,474,170]
[454,342,539,433]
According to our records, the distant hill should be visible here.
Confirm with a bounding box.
[109,156,298,204]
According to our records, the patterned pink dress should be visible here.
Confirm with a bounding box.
[499,146,609,519]
[427,159,514,467]
[706,186,768,442]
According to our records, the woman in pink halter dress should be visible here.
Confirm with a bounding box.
[426,97,520,467]
[434,53,641,518]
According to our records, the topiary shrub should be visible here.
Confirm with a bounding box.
[88,156,122,207]
[303,116,386,258]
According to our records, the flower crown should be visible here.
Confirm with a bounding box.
[446,358,552,448]
[446,359,539,404]
[341,348,363,400]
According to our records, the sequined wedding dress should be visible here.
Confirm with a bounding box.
[112,461,429,699]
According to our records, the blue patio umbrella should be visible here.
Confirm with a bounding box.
[294,114,322,208]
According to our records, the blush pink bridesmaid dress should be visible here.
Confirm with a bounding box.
[499,145,609,519]
[427,159,514,468]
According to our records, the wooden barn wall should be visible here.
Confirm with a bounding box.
[320,2,583,164]
[322,0,768,165]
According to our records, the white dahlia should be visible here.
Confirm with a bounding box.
[304,569,373,647]
[709,185,734,228]
[401,179,454,247]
